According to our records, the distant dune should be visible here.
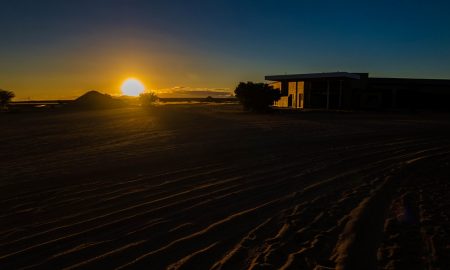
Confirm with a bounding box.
[1,104,449,269]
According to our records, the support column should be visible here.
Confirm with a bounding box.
[307,81,312,108]
[326,80,330,110]
[392,88,397,108]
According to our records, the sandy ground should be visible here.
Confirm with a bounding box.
[1,104,450,270]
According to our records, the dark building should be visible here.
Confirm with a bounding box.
[265,72,450,111]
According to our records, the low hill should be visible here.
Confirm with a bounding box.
[70,91,125,109]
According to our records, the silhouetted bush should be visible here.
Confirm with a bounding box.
[139,92,159,107]
[0,89,15,110]
[234,82,281,111]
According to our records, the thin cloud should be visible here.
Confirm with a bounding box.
[155,86,233,98]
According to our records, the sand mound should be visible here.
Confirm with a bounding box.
[70,91,125,109]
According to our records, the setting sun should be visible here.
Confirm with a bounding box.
[121,78,145,96]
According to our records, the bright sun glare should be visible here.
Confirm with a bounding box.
[121,78,145,96]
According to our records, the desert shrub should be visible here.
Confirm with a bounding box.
[0,89,15,110]
[234,82,281,111]
[139,92,159,107]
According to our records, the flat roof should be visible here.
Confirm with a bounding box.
[265,72,361,81]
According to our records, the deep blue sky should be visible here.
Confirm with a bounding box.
[1,0,450,98]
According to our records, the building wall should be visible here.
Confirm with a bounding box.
[270,73,450,111]
[271,82,286,107]
[274,78,363,110]
[273,81,304,108]
[369,79,450,110]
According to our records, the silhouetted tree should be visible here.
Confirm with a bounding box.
[234,82,281,111]
[0,89,15,110]
[139,92,159,107]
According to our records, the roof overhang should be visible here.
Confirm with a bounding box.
[265,72,361,81]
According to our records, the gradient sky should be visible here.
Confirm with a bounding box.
[1,0,450,99]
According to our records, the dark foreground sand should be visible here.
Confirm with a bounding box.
[1,104,449,269]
